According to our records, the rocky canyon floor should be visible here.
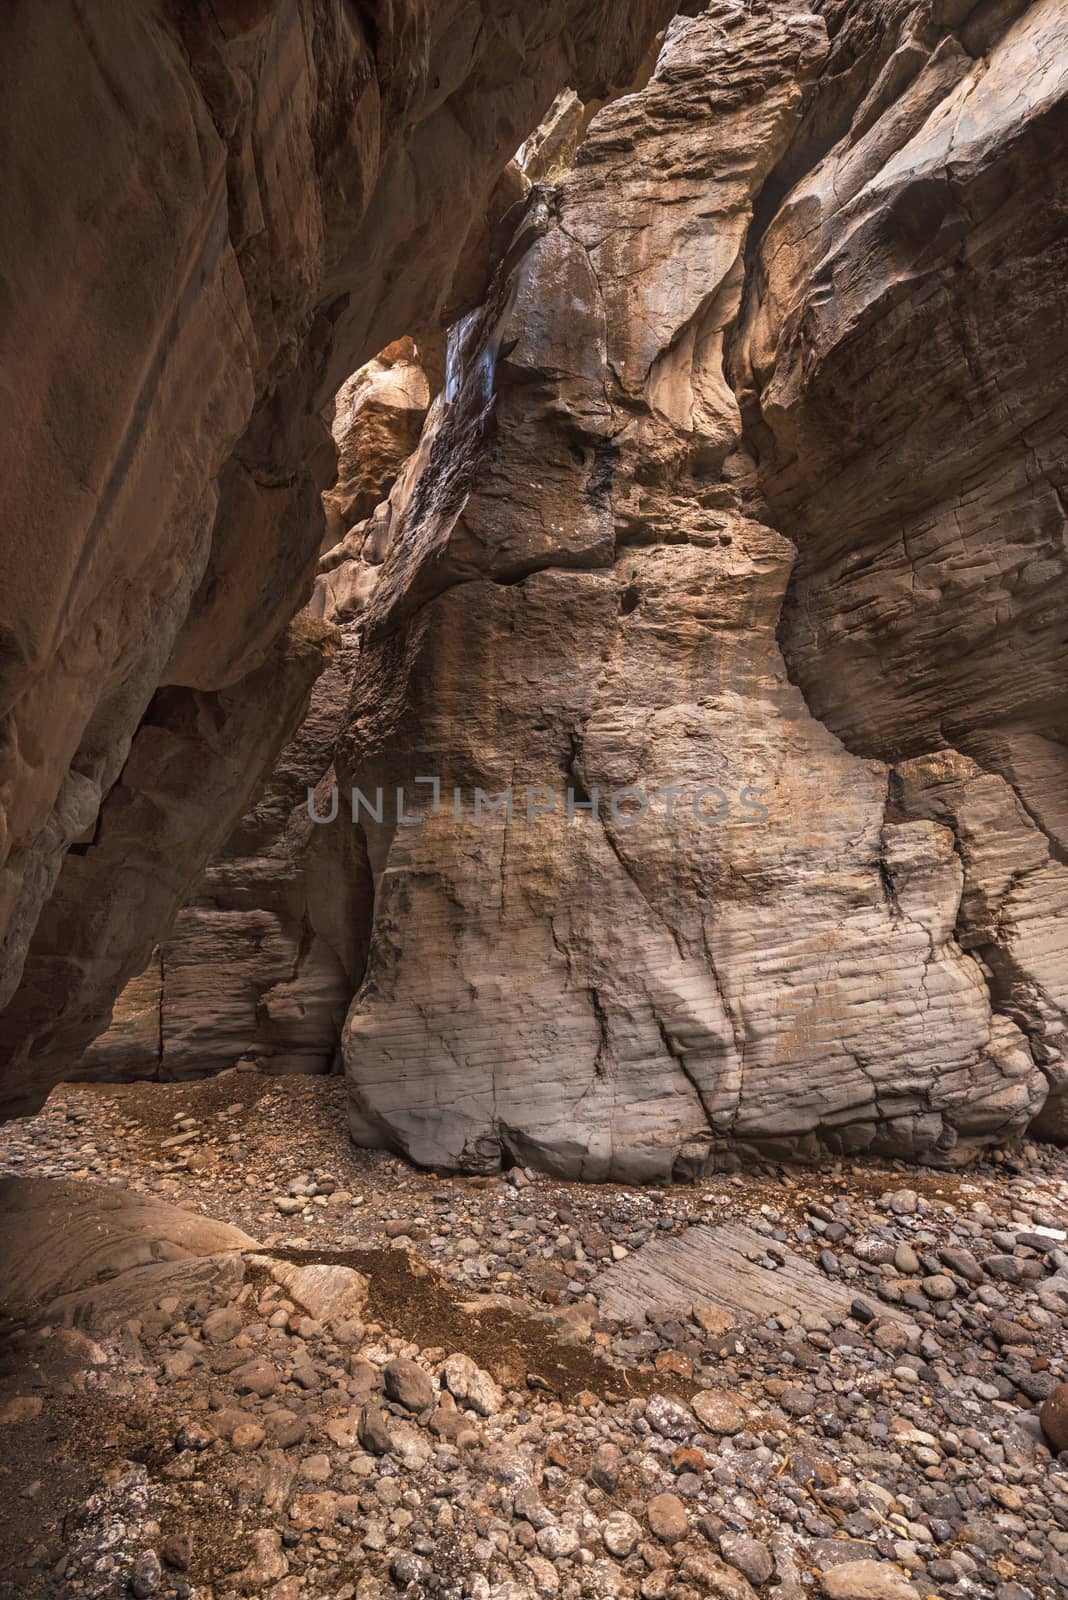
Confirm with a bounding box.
[0,1077,1067,1600]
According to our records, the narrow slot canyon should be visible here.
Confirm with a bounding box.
[0,3,1067,1597]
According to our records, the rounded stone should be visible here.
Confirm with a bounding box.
[691,1389,744,1435]
[781,1386,816,1416]
[646,1493,688,1543]
[820,1559,919,1600]
[536,1523,580,1560]
[383,1357,434,1413]
[161,1533,193,1573]
[645,1393,694,1440]
[129,1550,162,1599]
[719,1532,774,1585]
[232,1422,265,1451]
[602,1511,641,1559]
[1040,1383,1068,1453]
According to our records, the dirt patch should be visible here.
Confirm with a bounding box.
[260,1245,690,1406]
[70,1069,280,1141]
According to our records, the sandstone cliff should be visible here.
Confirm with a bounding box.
[329,0,1067,1177]
[80,346,430,1085]
[2,0,1066,1168]
[0,0,678,1113]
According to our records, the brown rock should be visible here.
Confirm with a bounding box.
[0,0,679,1112]
[1040,1383,1068,1454]
[692,1390,745,1437]
[819,1561,919,1600]
[358,1404,394,1456]
[732,0,1068,1132]
[692,1304,736,1337]
[2,0,1063,1176]
[646,1493,689,1544]
[232,1360,279,1400]
[336,0,1049,1178]
[202,1306,243,1345]
[383,1357,434,1413]
[161,1534,193,1573]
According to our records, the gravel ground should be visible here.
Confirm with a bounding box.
[1,1070,1067,1600]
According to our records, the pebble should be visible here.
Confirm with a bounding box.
[535,1524,579,1559]
[691,1390,745,1435]
[201,1305,242,1344]
[5,1074,1068,1600]
[719,1532,774,1585]
[602,1511,642,1559]
[129,1550,162,1598]
[645,1393,694,1439]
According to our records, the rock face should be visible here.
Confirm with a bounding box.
[734,0,1068,789]
[1,1,1065,1166]
[75,632,364,1087]
[0,0,676,1110]
[0,1176,258,1322]
[730,0,1068,1135]
[1,621,335,1109]
[326,0,1066,1177]
[79,350,432,1088]
[321,340,431,553]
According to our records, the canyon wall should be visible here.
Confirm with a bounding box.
[0,0,678,1114]
[731,0,1068,1132]
[79,345,428,1084]
[3,0,1066,1167]
[328,0,1068,1178]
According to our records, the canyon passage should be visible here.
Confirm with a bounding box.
[1,1,1068,1597]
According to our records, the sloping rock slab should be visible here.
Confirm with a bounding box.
[591,1223,912,1329]
[44,1251,248,1336]
[0,1177,258,1316]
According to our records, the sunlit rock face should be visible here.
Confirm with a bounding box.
[0,0,678,1112]
[77,347,433,1090]
[334,0,1057,1180]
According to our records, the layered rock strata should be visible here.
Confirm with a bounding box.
[730,0,1068,1131]
[78,349,433,1088]
[0,0,677,1110]
[323,0,1053,1178]
[5,0,1065,1169]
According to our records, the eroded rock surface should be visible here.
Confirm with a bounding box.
[734,0,1068,786]
[0,1175,257,1323]
[730,0,1068,1135]
[328,0,1062,1178]
[0,0,678,1109]
[78,347,434,1087]
[0,621,335,1112]
[2,1,1065,1168]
